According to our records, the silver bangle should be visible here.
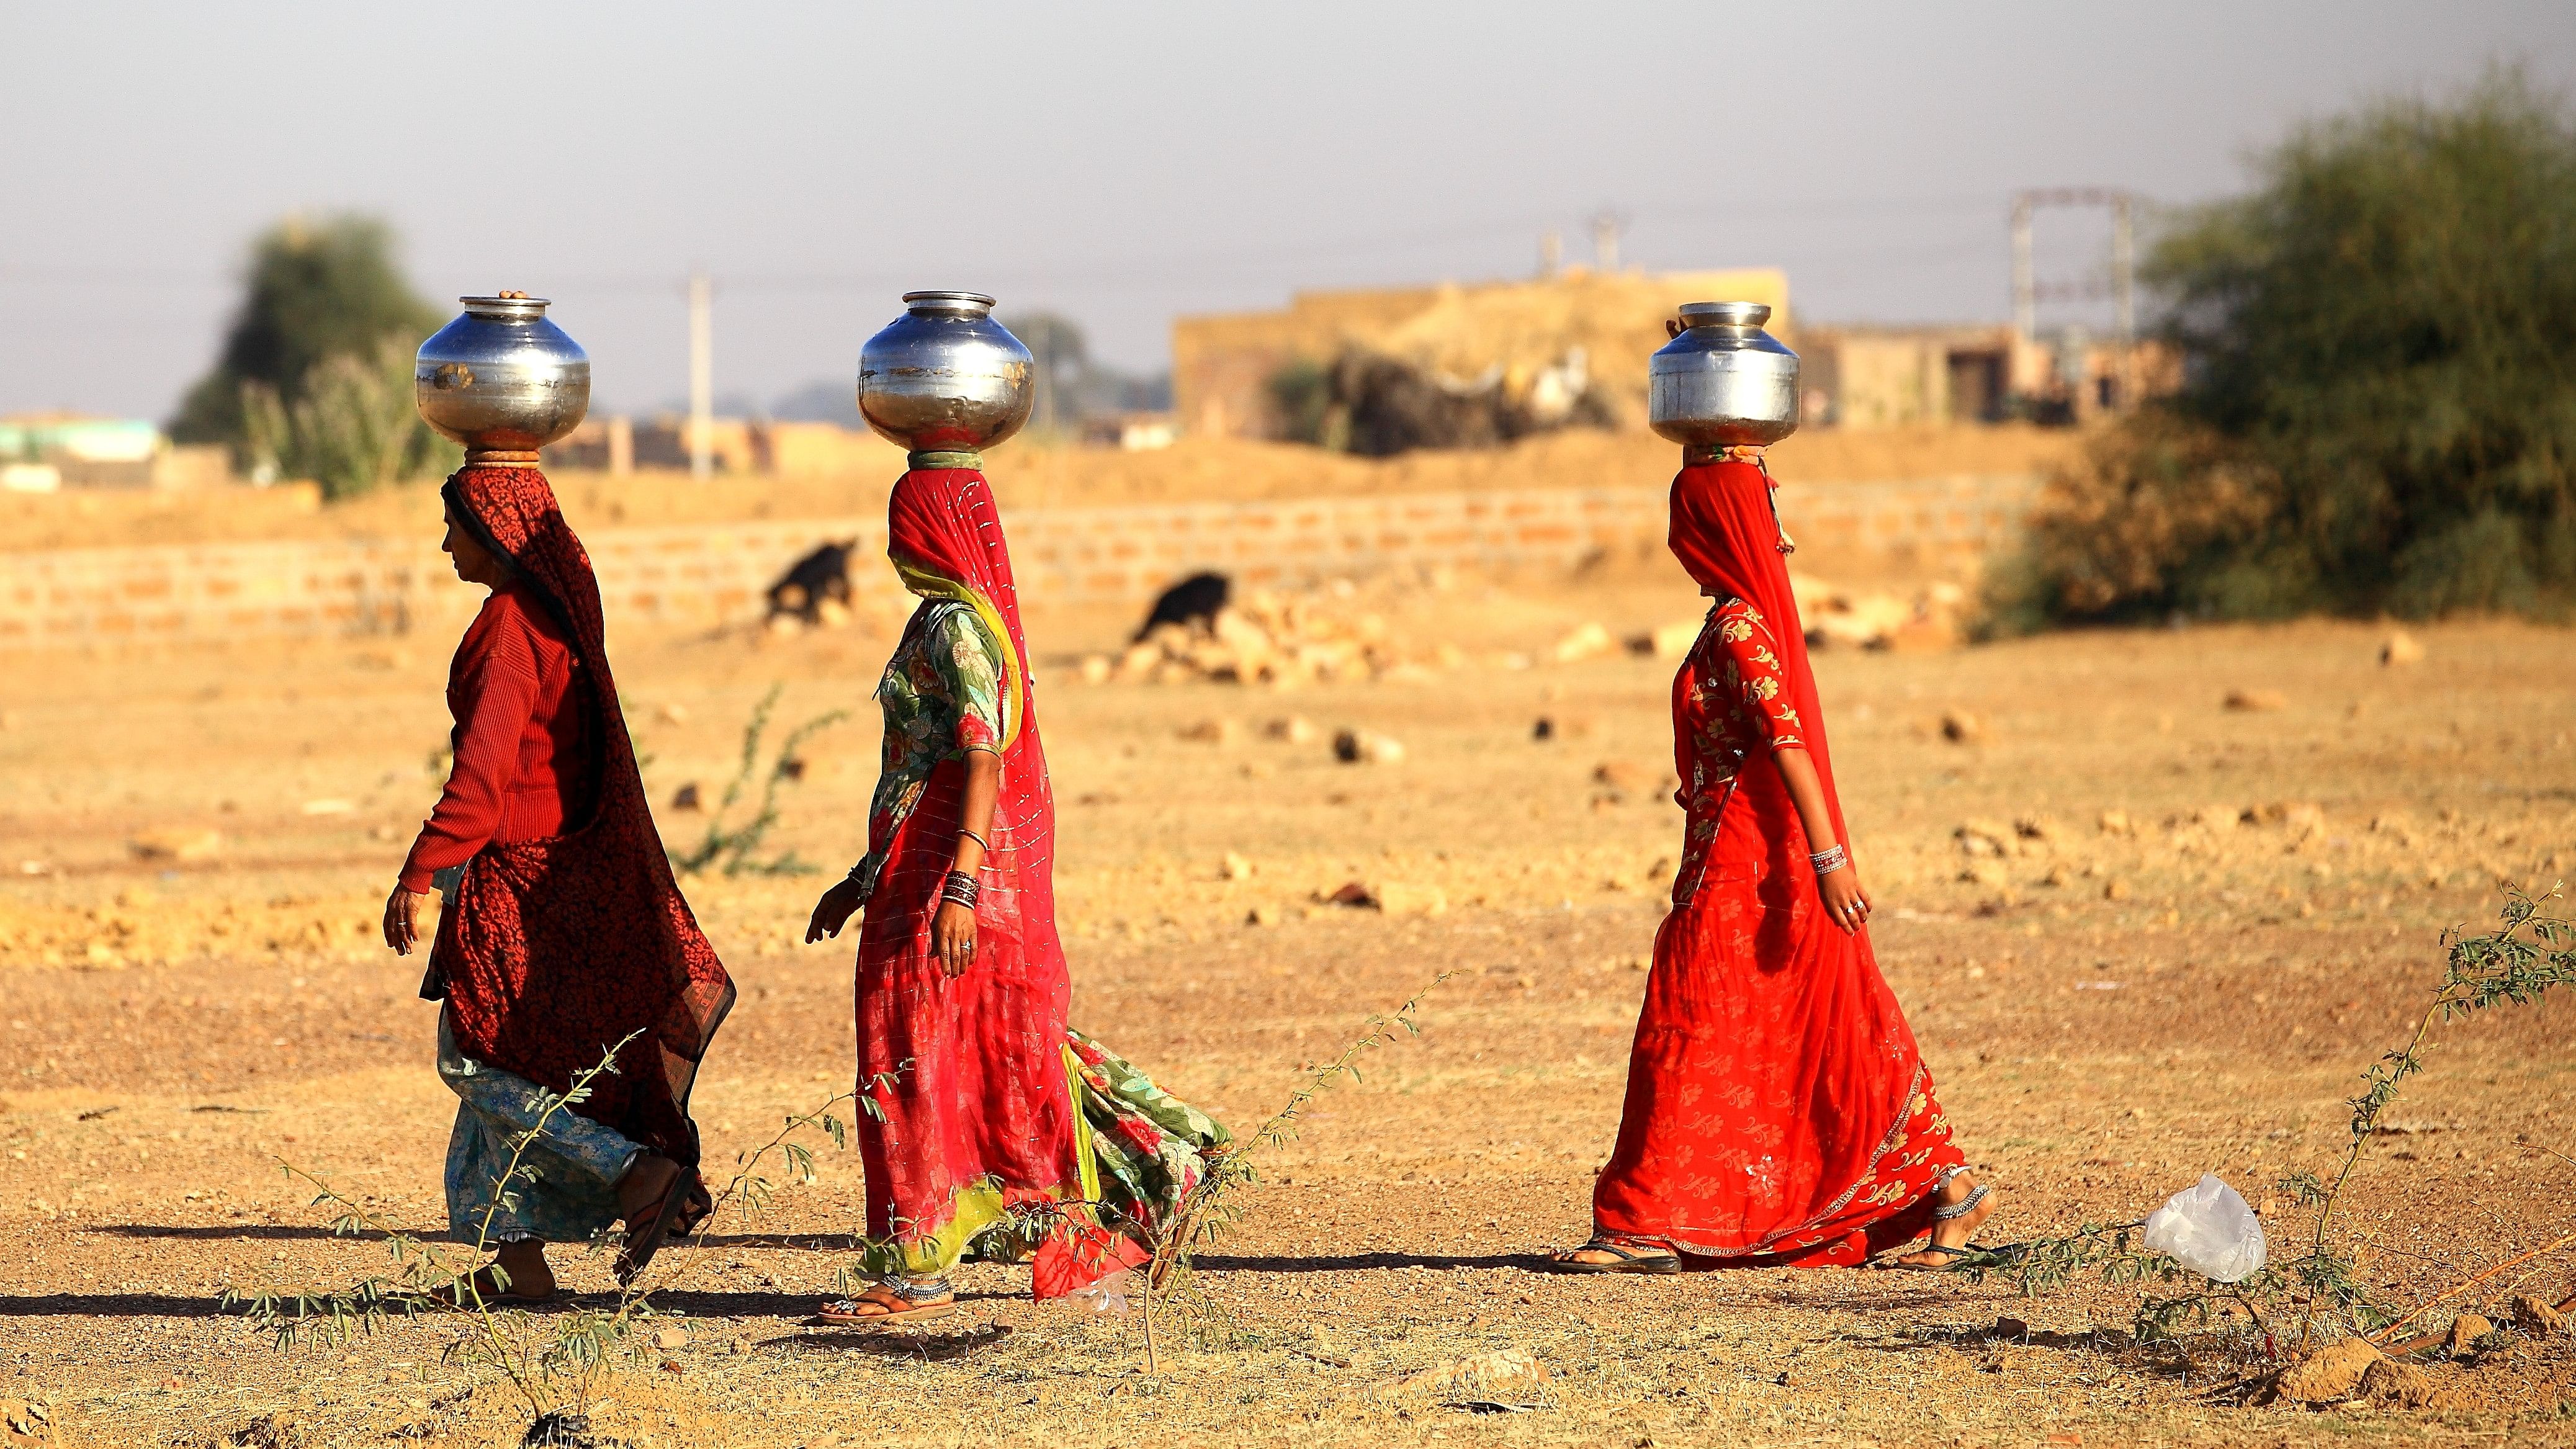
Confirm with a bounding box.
[1809,844,1848,876]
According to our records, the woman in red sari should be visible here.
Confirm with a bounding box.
[804,450,1162,1323]
[384,465,734,1302]
[1552,452,1996,1273]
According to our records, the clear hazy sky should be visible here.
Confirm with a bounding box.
[6,1,2572,420]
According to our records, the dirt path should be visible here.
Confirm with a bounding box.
[3,595,2572,1446]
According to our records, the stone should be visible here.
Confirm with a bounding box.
[1077,654,1113,685]
[2511,1294,2567,1337]
[1955,820,2012,856]
[1647,619,1703,659]
[1389,1348,1548,1396]
[1178,717,1240,745]
[1245,905,1281,927]
[2102,877,2132,902]
[1332,729,1404,765]
[1221,852,1255,881]
[2276,1338,2383,1402]
[1371,883,1448,918]
[2446,1312,2494,1355]
[1939,709,1984,744]
[652,1326,689,1351]
[2098,809,2133,836]
[2224,688,2287,712]
[1263,715,1316,744]
[1593,760,1656,796]
[2358,1357,2434,1409]
[129,827,222,863]
[1551,622,1615,664]
[2379,630,2425,666]
[670,782,703,812]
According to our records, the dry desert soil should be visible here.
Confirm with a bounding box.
[2,564,2574,1447]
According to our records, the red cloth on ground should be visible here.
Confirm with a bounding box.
[398,583,593,892]
[855,466,1092,1288]
[419,466,734,1172]
[1589,460,1964,1267]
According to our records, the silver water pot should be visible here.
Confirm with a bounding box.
[415,294,591,460]
[856,291,1034,452]
[1648,302,1800,450]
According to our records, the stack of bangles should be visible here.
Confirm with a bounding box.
[1809,843,1848,876]
[940,870,980,910]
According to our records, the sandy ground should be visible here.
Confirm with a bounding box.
[2,563,2574,1447]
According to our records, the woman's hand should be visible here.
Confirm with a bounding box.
[1816,860,1872,934]
[931,900,977,977]
[806,876,866,943]
[383,884,424,956]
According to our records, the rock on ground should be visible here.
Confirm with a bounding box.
[2276,1338,2383,1402]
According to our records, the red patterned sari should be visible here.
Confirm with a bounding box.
[1589,459,1964,1266]
[425,466,735,1194]
[846,460,1100,1286]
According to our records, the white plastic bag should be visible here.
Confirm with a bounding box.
[2141,1173,2266,1283]
[1066,1267,1136,1316]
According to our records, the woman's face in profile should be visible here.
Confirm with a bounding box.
[441,504,508,588]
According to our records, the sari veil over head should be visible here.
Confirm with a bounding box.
[429,465,734,1169]
[1665,460,1849,846]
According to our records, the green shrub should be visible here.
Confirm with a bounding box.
[2016,73,2576,622]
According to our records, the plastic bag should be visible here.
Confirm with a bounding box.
[2141,1173,2266,1283]
[1065,1267,1136,1316]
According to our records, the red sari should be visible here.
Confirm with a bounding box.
[848,461,1101,1286]
[1590,459,1963,1266]
[420,466,735,1185]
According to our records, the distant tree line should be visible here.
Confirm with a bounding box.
[2009,73,2576,624]
[169,215,456,500]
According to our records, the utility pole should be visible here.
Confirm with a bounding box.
[2109,192,2137,409]
[688,267,713,479]
[2009,194,2036,342]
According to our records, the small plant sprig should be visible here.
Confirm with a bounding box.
[225,1034,645,1417]
[1952,884,2575,1354]
[1132,972,1451,1368]
[227,1044,884,1442]
[671,683,848,877]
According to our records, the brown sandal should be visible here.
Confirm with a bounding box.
[1548,1237,1684,1275]
[813,1281,956,1326]
[428,1267,556,1308]
[613,1162,693,1287]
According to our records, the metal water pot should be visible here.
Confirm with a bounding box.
[1648,302,1800,450]
[856,291,1034,452]
[415,294,591,460]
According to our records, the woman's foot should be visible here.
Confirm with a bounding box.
[613,1153,687,1286]
[431,1242,557,1306]
[1888,1172,2000,1270]
[814,1280,956,1326]
[1548,1236,1684,1275]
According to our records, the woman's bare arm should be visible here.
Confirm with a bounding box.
[1771,746,1872,933]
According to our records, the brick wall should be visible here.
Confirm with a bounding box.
[0,473,2037,649]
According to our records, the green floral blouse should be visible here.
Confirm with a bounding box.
[851,600,1004,904]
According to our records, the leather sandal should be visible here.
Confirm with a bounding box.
[813,1280,956,1326]
[1548,1237,1685,1275]
[613,1160,688,1287]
